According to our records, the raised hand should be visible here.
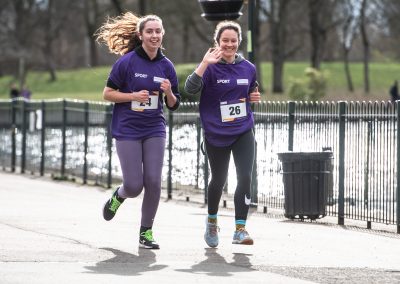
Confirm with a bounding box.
[202,47,222,65]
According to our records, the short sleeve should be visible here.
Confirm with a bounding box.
[108,55,130,89]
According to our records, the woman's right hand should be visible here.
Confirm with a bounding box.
[202,47,222,65]
[133,90,149,103]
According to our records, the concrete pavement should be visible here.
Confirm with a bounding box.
[1,171,400,283]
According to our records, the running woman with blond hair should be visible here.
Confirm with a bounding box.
[184,21,261,248]
[96,12,180,249]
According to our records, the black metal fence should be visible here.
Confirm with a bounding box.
[0,98,399,233]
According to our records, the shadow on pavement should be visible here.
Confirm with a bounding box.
[175,248,254,277]
[83,247,168,276]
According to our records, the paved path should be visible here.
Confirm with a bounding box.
[1,172,400,283]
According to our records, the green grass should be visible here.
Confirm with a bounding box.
[1,62,399,101]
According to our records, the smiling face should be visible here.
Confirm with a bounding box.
[140,19,164,53]
[217,28,239,63]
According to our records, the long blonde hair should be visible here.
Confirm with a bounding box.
[95,12,164,55]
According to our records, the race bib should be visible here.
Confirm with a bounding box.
[131,91,159,112]
[220,99,247,122]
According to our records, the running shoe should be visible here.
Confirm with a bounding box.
[204,218,219,248]
[232,228,254,245]
[103,189,124,221]
[139,229,160,249]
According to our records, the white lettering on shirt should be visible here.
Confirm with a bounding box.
[217,79,230,84]
[135,73,148,78]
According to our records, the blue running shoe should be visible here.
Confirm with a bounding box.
[204,218,219,248]
[232,228,254,245]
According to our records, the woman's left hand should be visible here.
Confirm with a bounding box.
[160,79,173,96]
[249,87,261,103]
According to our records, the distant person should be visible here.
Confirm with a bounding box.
[9,83,19,99]
[390,80,399,102]
[96,12,180,249]
[184,21,261,248]
[20,85,32,100]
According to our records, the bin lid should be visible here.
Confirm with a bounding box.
[277,151,333,162]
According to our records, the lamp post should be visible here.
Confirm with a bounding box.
[245,0,255,64]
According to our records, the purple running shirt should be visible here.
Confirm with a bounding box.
[108,48,180,140]
[199,59,257,147]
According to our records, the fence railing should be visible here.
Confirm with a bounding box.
[0,98,399,233]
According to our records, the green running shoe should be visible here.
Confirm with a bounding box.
[103,189,124,221]
[139,229,160,249]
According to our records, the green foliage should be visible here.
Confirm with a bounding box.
[175,64,198,102]
[287,67,328,101]
[1,62,400,101]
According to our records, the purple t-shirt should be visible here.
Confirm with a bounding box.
[200,60,257,147]
[108,49,179,140]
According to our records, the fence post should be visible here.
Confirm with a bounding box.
[83,102,89,184]
[167,110,173,199]
[288,101,295,151]
[21,100,27,174]
[40,100,46,176]
[11,100,17,172]
[106,104,113,188]
[397,101,400,234]
[249,102,258,206]
[203,132,209,204]
[196,116,201,189]
[61,99,67,178]
[338,101,346,225]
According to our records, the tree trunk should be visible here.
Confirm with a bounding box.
[272,57,284,93]
[309,0,323,69]
[360,0,370,93]
[84,0,99,67]
[343,47,353,92]
[253,0,263,92]
[270,0,290,93]
[138,0,146,15]
[110,0,123,14]
[90,39,98,67]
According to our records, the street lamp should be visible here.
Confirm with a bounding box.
[198,0,244,21]
[198,0,255,64]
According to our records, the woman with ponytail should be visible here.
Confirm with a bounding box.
[96,12,180,249]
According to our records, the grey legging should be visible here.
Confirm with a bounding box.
[116,137,165,227]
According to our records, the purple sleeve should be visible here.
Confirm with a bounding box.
[108,55,129,89]
[249,64,258,91]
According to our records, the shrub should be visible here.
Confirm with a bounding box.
[287,67,328,101]
[176,64,199,102]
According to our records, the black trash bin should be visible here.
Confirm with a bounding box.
[277,151,333,220]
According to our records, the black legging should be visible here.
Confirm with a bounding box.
[205,129,255,221]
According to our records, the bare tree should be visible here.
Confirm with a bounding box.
[336,0,360,92]
[268,0,290,93]
[138,0,146,15]
[41,1,76,82]
[308,0,340,69]
[260,0,304,93]
[360,0,370,93]
[2,0,43,86]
